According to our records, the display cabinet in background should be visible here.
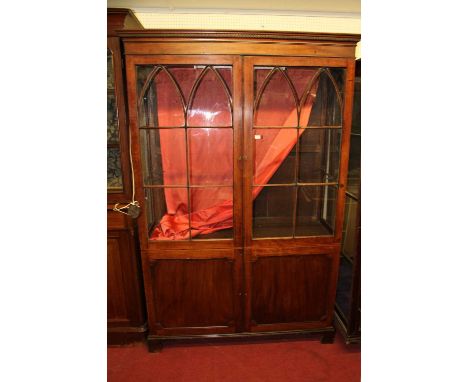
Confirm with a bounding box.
[120,30,360,351]
[335,59,361,344]
[107,9,147,345]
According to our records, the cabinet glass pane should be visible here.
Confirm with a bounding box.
[190,187,233,239]
[251,66,343,239]
[295,186,336,237]
[253,129,297,185]
[307,69,344,127]
[140,129,187,186]
[188,67,232,127]
[148,187,189,240]
[137,64,234,241]
[137,65,232,128]
[298,128,341,184]
[107,47,123,192]
[137,68,185,127]
[254,67,343,128]
[189,128,233,186]
[253,186,295,238]
[323,184,338,232]
[254,68,298,127]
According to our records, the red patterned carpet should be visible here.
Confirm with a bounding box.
[108,333,360,382]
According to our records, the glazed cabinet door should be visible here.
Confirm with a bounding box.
[242,56,355,331]
[126,55,244,335]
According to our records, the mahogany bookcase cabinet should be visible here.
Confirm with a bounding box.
[107,9,146,345]
[119,30,360,351]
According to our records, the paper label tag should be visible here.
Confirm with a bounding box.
[254,134,262,140]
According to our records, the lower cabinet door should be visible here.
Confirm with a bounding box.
[146,249,243,336]
[244,247,340,332]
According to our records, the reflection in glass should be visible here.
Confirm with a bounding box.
[189,128,233,186]
[253,186,295,238]
[138,65,233,128]
[188,68,232,127]
[323,184,338,232]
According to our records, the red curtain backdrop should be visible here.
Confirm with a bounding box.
[150,69,318,240]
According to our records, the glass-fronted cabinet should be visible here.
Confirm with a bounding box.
[335,58,361,344]
[107,9,146,346]
[121,31,360,351]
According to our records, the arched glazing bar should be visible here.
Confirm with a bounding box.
[138,66,187,127]
[254,67,300,127]
[186,65,233,127]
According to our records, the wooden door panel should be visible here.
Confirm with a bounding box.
[149,254,241,335]
[251,255,330,324]
[107,236,129,321]
[246,251,339,332]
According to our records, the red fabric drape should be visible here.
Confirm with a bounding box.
[150,69,318,240]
